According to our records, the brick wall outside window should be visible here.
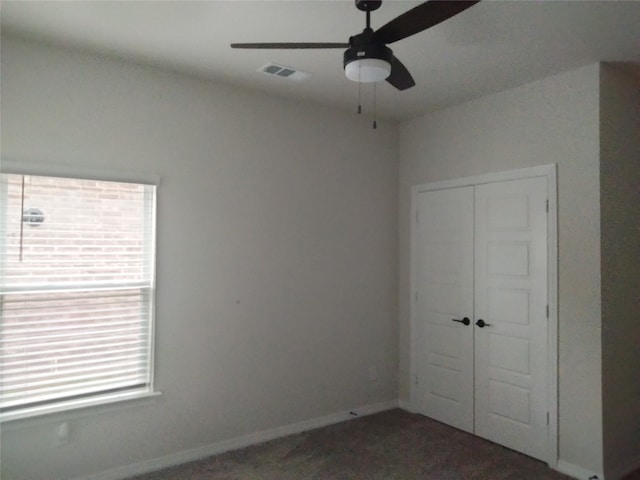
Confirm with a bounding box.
[3,175,146,286]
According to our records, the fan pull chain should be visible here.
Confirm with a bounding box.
[357,63,362,114]
[373,83,377,129]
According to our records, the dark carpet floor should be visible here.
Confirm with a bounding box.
[129,409,581,480]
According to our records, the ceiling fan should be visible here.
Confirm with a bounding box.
[231,0,480,91]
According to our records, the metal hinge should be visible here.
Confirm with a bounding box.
[547,412,549,425]
[546,199,549,213]
[546,305,549,318]
[415,375,419,386]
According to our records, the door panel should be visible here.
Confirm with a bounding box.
[474,176,548,461]
[415,187,474,433]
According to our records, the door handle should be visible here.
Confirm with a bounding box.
[475,319,492,328]
[451,317,470,326]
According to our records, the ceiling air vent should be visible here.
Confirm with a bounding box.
[258,63,311,81]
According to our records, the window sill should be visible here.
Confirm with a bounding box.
[0,389,162,427]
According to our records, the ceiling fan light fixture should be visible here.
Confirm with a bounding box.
[345,58,391,83]
[343,43,393,83]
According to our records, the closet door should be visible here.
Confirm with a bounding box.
[414,186,474,433]
[473,176,548,461]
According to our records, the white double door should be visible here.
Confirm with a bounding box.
[413,175,549,461]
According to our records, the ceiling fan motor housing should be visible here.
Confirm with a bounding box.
[343,43,393,82]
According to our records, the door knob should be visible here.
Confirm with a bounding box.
[451,317,470,326]
[475,319,492,328]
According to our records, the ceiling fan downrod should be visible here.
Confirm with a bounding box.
[355,0,382,29]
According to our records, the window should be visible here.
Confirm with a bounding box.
[0,171,157,421]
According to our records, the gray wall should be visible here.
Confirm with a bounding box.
[600,65,640,479]
[0,37,399,480]
[398,64,604,476]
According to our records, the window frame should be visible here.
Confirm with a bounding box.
[0,160,160,422]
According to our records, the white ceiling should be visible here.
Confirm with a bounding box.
[2,0,639,121]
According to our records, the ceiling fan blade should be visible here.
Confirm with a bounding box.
[231,42,349,49]
[386,56,415,91]
[373,0,480,45]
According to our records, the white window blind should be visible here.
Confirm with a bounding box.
[0,173,156,419]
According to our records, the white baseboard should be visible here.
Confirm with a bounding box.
[555,459,604,480]
[74,399,399,480]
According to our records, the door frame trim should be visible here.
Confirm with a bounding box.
[409,164,558,468]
